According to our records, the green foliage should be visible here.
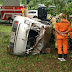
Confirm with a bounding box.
[20,0,25,4]
[45,1,52,7]
[0,0,3,5]
[63,1,72,20]
[65,2,72,15]
[44,0,72,20]
[56,18,61,23]
[28,0,43,10]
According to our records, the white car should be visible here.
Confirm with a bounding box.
[7,16,52,56]
[11,10,38,20]
[28,10,38,18]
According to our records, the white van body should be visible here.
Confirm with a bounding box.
[28,10,38,18]
[8,16,52,55]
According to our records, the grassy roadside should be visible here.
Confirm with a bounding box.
[0,25,72,72]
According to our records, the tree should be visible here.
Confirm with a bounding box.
[45,0,71,13]
[27,0,30,4]
[20,0,25,4]
[0,0,3,5]
[64,1,72,20]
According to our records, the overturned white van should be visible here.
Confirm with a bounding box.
[7,16,52,56]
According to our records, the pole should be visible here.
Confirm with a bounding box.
[24,0,28,17]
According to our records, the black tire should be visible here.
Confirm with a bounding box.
[8,17,13,24]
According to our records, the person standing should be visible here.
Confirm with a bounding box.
[55,13,70,61]
[22,5,28,17]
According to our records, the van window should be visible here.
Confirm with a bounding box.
[28,11,36,13]
[12,21,18,32]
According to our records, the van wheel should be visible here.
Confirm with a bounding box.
[9,19,13,24]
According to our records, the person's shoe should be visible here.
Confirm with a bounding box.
[58,58,63,61]
[58,58,66,61]
[61,58,66,61]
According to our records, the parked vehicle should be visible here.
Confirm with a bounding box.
[28,10,38,18]
[0,6,23,23]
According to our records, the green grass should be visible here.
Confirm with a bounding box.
[0,25,72,72]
